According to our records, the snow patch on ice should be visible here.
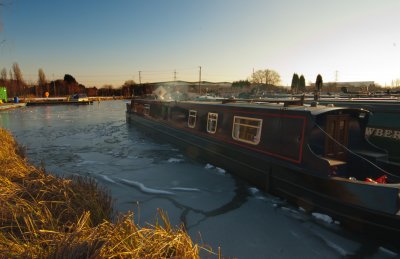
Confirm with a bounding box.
[170,187,201,192]
[248,187,267,200]
[312,213,333,224]
[205,163,214,169]
[100,175,117,184]
[118,179,175,195]
[204,164,226,174]
[281,207,290,212]
[324,240,348,256]
[216,167,226,174]
[248,187,259,195]
[167,158,184,163]
[76,160,98,166]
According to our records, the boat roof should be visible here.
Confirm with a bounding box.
[177,99,364,116]
[315,97,400,103]
[134,97,367,116]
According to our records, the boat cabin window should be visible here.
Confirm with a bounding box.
[207,112,218,134]
[144,104,150,116]
[188,110,197,128]
[232,116,262,145]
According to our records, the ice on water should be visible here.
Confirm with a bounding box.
[204,163,226,175]
[3,101,398,259]
[167,157,184,163]
[312,212,334,224]
[118,178,175,195]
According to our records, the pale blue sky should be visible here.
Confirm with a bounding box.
[1,0,399,87]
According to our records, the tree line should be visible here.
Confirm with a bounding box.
[0,63,136,98]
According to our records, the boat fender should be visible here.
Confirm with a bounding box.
[365,178,377,184]
[364,175,387,184]
[375,175,387,184]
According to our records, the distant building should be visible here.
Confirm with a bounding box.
[332,81,375,87]
[310,81,375,88]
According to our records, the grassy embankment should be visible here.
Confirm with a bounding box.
[0,128,214,258]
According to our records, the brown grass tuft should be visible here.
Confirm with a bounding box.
[0,128,213,258]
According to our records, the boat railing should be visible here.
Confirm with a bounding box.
[222,96,305,107]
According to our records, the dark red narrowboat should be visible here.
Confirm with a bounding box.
[126,96,400,245]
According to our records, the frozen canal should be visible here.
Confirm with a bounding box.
[0,100,398,258]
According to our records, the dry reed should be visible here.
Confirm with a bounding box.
[0,128,213,258]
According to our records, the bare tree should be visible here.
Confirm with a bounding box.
[264,69,281,85]
[251,70,264,84]
[12,63,26,96]
[12,63,24,82]
[251,69,281,85]
[38,68,46,86]
[0,68,7,82]
[122,80,136,97]
[8,68,15,96]
[37,68,47,97]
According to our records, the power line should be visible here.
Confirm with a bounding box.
[199,66,202,94]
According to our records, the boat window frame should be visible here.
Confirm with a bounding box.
[144,104,150,116]
[207,112,218,134]
[188,110,197,128]
[232,116,263,145]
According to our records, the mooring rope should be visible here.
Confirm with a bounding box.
[314,123,400,181]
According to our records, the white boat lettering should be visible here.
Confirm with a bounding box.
[366,127,400,140]
[365,127,375,136]
[375,129,384,137]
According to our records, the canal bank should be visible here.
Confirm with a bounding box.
[0,103,27,110]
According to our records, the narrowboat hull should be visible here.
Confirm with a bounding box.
[126,99,400,247]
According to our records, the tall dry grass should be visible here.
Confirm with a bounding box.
[0,128,214,258]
